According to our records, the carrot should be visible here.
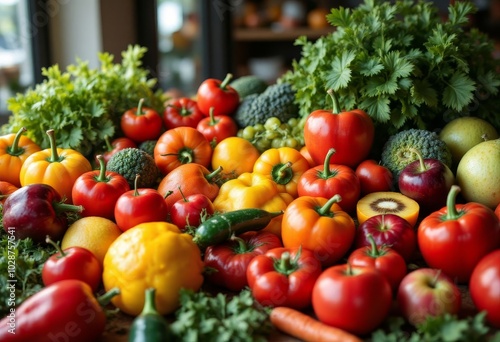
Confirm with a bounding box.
[269,306,363,342]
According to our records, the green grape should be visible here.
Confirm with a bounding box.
[287,118,298,127]
[271,138,286,149]
[255,138,271,152]
[265,130,279,140]
[285,137,299,149]
[264,117,281,130]
[241,126,256,140]
[254,123,265,133]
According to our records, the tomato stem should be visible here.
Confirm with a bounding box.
[208,107,219,126]
[45,235,66,257]
[205,166,223,182]
[7,126,27,156]
[366,234,386,258]
[136,98,145,116]
[274,247,301,275]
[327,89,341,114]
[230,235,250,253]
[95,155,109,182]
[220,73,233,90]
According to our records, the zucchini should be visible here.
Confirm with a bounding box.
[192,208,283,249]
[128,288,170,342]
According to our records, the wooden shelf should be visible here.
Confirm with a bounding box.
[233,27,335,41]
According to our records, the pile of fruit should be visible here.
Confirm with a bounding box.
[1,1,500,341]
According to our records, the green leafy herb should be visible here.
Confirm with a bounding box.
[280,0,500,137]
[0,228,52,316]
[169,289,272,342]
[372,312,500,342]
[3,45,165,157]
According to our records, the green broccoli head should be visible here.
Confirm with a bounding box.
[139,139,157,157]
[232,83,299,128]
[381,128,452,179]
[106,147,161,188]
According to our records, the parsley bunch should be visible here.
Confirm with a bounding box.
[281,0,500,136]
[169,289,272,342]
[3,45,165,157]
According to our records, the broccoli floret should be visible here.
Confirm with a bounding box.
[139,139,157,157]
[381,128,452,179]
[230,75,268,99]
[106,147,160,188]
[232,83,299,128]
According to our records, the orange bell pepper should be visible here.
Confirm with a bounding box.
[281,194,356,267]
[0,127,41,187]
[0,181,19,205]
[253,147,310,198]
[19,129,92,203]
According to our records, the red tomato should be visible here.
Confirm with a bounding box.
[42,237,102,292]
[196,73,240,116]
[347,234,407,292]
[312,264,392,335]
[72,155,130,220]
[418,185,500,283]
[470,249,500,328]
[162,97,205,129]
[101,137,137,164]
[355,159,394,195]
[121,98,163,143]
[196,107,238,146]
[204,231,283,292]
[169,192,215,231]
[297,148,360,214]
[114,185,169,232]
[303,90,374,169]
[246,246,322,309]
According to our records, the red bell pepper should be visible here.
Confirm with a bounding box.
[297,148,361,214]
[303,89,374,169]
[204,230,283,292]
[196,107,238,146]
[114,175,169,232]
[72,155,130,220]
[42,236,102,292]
[0,279,119,342]
[162,97,205,129]
[196,73,240,116]
[121,98,163,143]
[418,185,500,283]
[246,246,322,309]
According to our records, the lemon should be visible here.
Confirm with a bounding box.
[439,117,498,167]
[61,216,122,265]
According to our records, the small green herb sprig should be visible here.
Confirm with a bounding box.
[281,0,500,137]
[3,45,165,157]
[169,289,272,342]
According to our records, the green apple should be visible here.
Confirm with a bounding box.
[439,117,499,168]
[456,139,500,209]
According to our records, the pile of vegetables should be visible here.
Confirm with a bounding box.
[1,0,500,341]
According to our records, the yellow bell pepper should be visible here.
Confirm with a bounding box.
[19,129,91,203]
[102,221,204,316]
[213,172,293,236]
[0,127,41,187]
[252,147,310,198]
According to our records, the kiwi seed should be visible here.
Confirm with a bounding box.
[370,197,406,213]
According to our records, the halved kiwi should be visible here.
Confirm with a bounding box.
[356,192,420,227]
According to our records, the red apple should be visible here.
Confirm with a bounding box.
[355,159,394,195]
[398,148,455,214]
[170,191,215,231]
[354,213,416,262]
[397,268,462,326]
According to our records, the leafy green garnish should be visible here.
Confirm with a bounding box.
[0,228,52,316]
[2,45,165,157]
[372,312,500,342]
[280,0,500,136]
[169,289,272,342]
